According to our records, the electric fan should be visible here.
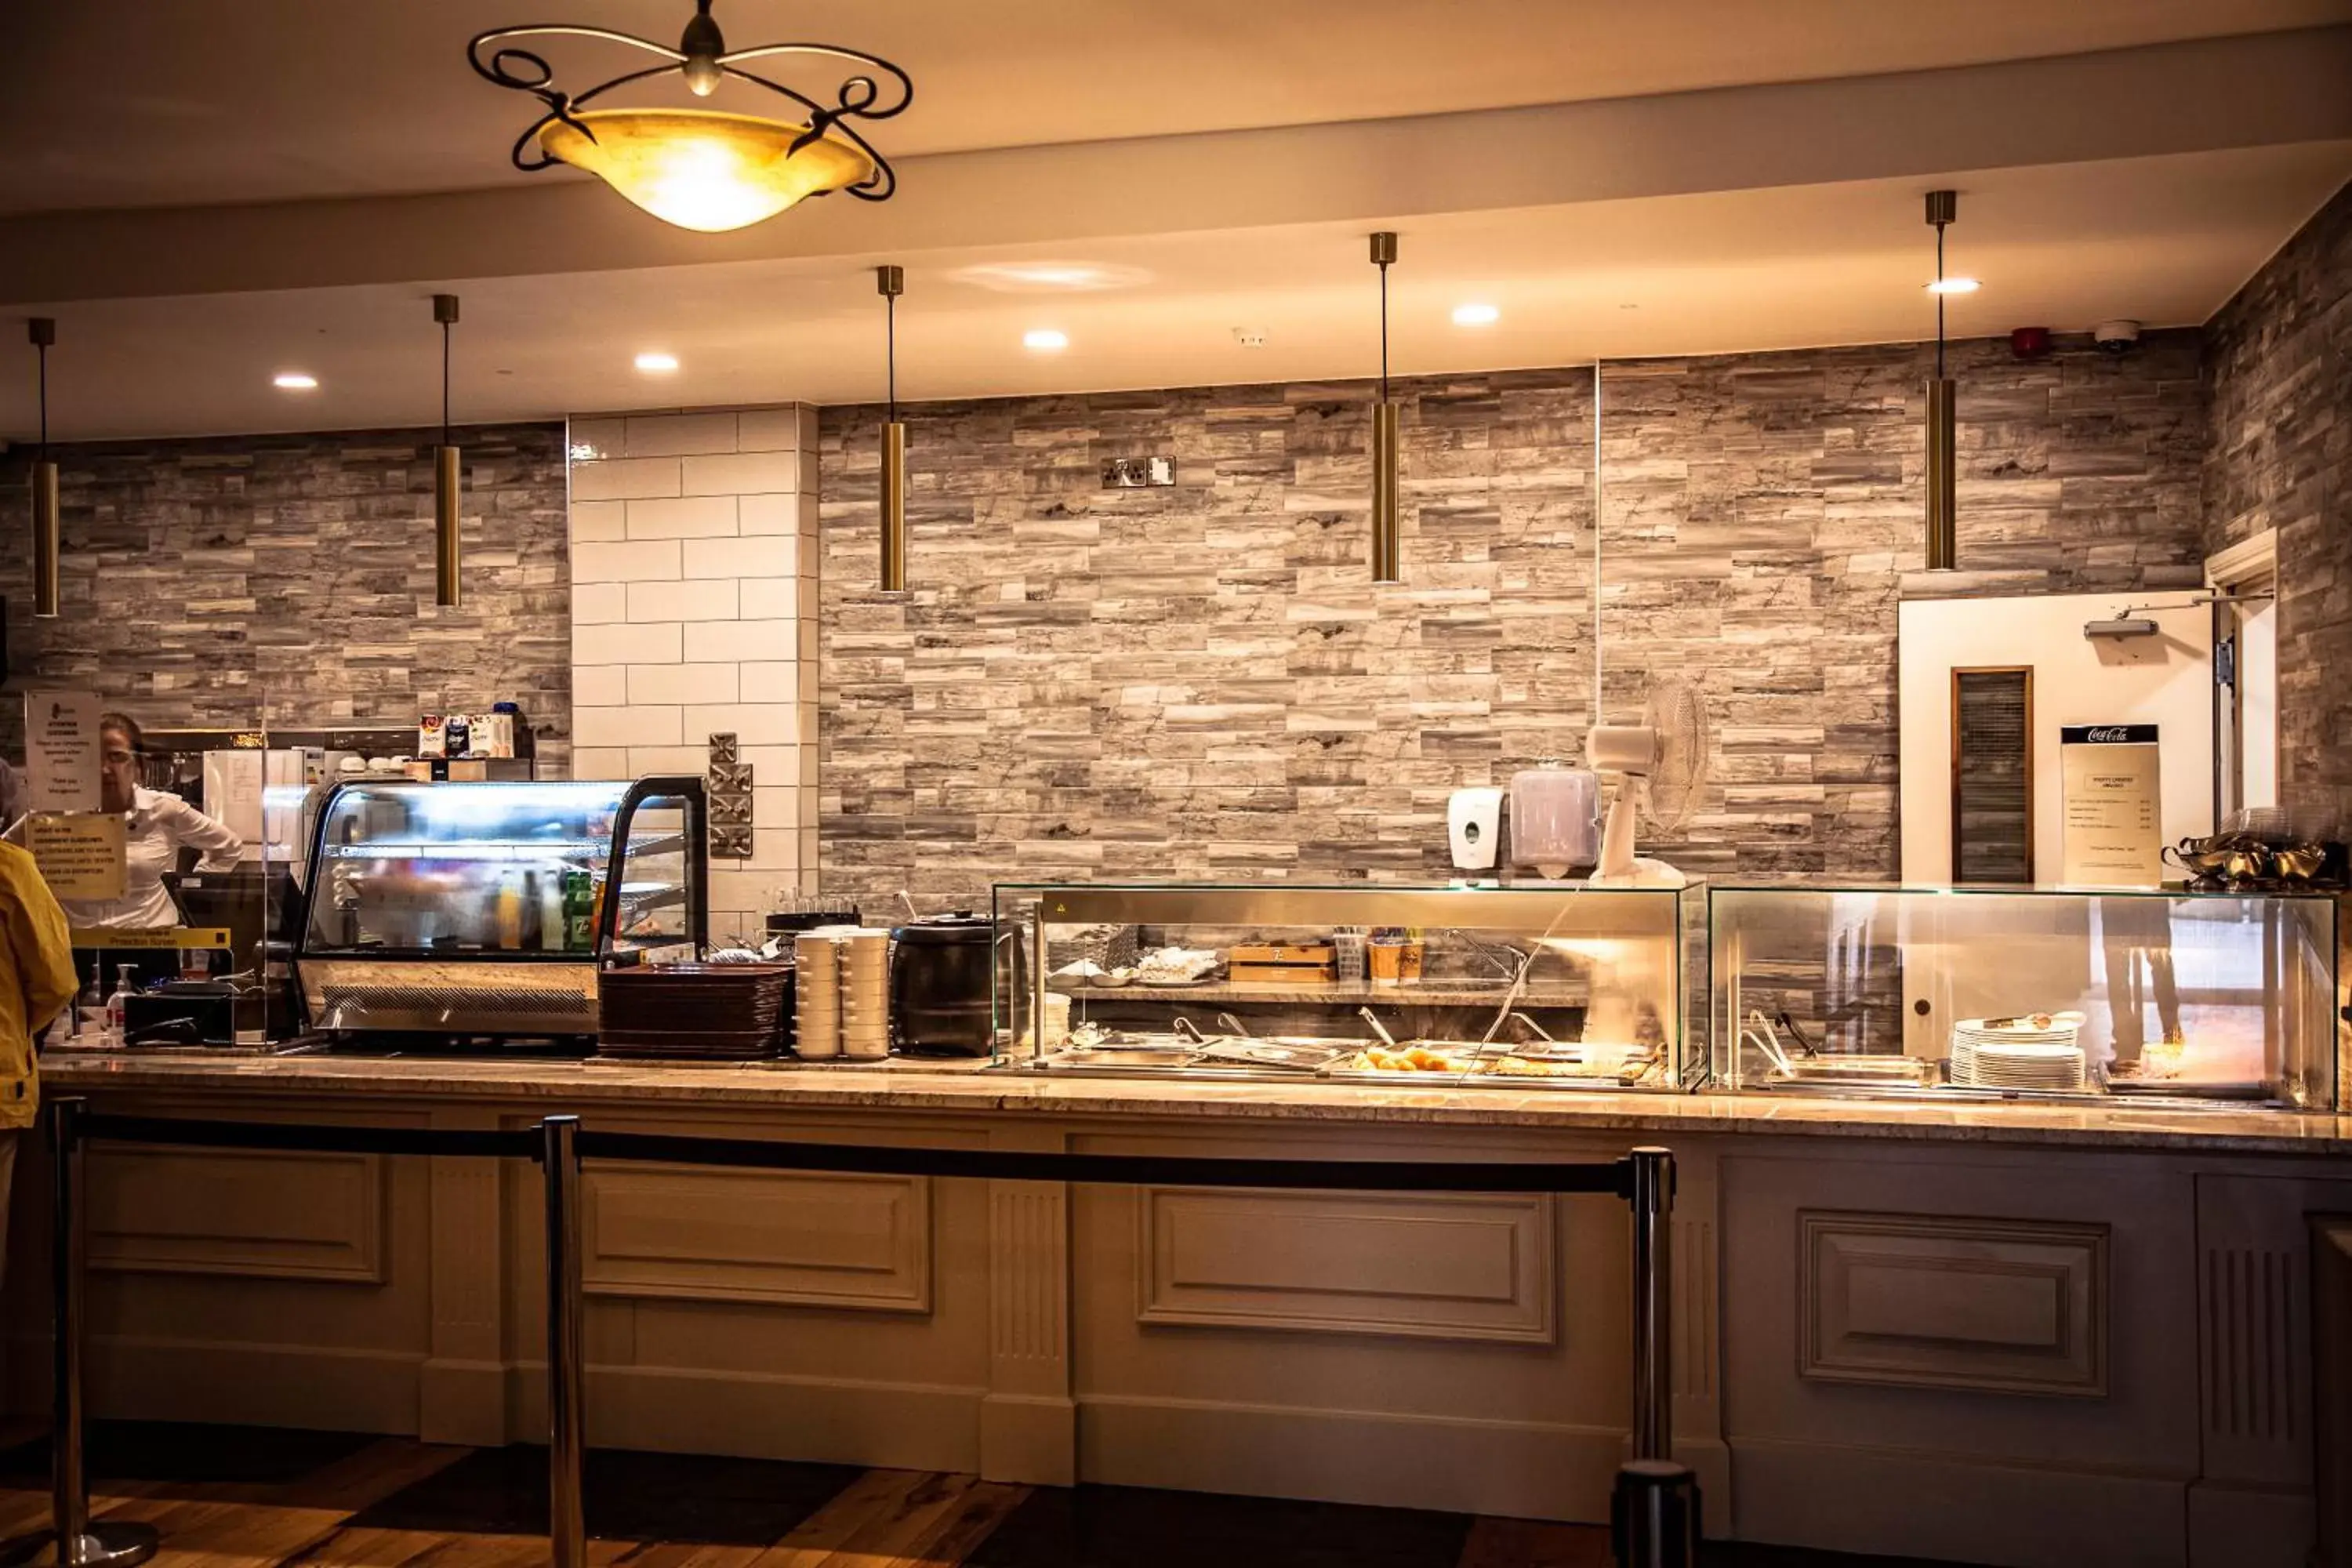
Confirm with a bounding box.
[1587,678,1711,887]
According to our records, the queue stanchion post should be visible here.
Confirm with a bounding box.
[0,1098,158,1568]
[1611,1145,1697,1568]
[541,1116,586,1568]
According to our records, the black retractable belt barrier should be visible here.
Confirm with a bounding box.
[30,1099,1693,1568]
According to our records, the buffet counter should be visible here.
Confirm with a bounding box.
[32,1049,2352,1154]
[7,1047,2350,1568]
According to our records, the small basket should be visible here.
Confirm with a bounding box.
[1067,923,1139,974]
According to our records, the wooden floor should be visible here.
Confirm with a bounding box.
[0,1421,1979,1567]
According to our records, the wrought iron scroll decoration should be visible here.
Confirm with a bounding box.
[466,5,913,201]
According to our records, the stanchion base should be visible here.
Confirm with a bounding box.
[0,1523,161,1568]
[1610,1458,1699,1568]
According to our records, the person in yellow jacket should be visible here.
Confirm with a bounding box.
[0,840,74,1258]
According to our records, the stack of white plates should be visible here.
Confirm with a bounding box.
[793,932,842,1059]
[1951,1016,2085,1091]
[837,928,891,1061]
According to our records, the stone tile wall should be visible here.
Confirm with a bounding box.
[818,332,2208,906]
[2203,179,2352,830]
[0,422,569,765]
[562,405,822,942]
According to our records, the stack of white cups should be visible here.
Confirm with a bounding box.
[793,931,843,1059]
[838,928,891,1060]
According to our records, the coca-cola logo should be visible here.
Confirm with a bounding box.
[2083,726,2133,742]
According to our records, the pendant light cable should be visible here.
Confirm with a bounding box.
[1935,222,1947,377]
[878,263,907,592]
[431,293,463,608]
[1592,358,1603,723]
[1367,231,1400,583]
[1922,190,1958,572]
[28,316,59,618]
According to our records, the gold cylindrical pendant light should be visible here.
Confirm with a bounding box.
[1926,377,1956,572]
[1370,401,1400,583]
[1924,191,1958,572]
[877,264,907,593]
[1369,230,1400,585]
[433,292,463,608]
[28,318,59,619]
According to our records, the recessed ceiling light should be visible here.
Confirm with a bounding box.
[1022,328,1069,352]
[634,350,680,372]
[272,372,318,390]
[1926,277,1981,296]
[1451,303,1501,327]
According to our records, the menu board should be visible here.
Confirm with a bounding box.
[2059,724,2162,887]
[24,690,103,814]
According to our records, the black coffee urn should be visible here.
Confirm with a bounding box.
[888,911,1000,1056]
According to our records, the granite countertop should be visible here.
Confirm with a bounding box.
[37,1050,2352,1156]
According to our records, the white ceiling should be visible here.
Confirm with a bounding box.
[2,0,2343,213]
[6,145,2343,441]
[0,3,2346,437]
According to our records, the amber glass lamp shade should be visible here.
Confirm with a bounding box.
[539,108,877,233]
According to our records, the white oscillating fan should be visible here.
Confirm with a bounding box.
[1587,679,1711,887]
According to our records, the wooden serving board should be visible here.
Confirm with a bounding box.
[1227,962,1338,985]
[1229,944,1338,964]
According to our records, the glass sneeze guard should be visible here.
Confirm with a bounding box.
[1709,881,2339,1108]
[992,880,1696,1091]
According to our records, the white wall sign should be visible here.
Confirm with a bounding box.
[2059,724,2164,887]
[24,691,104,814]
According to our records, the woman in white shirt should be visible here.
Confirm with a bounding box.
[67,713,245,931]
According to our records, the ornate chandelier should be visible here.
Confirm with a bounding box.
[468,0,912,233]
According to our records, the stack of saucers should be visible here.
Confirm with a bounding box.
[793,932,842,1059]
[837,928,892,1061]
[1951,1015,2085,1091]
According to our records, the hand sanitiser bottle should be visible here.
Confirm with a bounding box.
[106,964,138,1046]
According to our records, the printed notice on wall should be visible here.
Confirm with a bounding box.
[2060,724,2163,887]
[24,691,104,814]
[26,812,128,902]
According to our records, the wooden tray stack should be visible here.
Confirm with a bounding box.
[597,962,790,1062]
[1225,943,1338,986]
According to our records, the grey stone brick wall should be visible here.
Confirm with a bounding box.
[2204,179,2352,830]
[1,422,571,769]
[818,332,2207,906]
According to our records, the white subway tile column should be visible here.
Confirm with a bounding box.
[566,405,822,942]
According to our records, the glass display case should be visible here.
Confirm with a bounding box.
[1709,883,2339,1107]
[992,881,1696,1090]
[294,776,707,1040]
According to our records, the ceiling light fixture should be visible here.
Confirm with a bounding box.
[26,318,58,619]
[469,1,911,233]
[634,351,681,373]
[1369,231,1401,585]
[1924,190,1959,572]
[878,264,906,593]
[1022,329,1069,352]
[1451,303,1500,327]
[273,372,319,390]
[1926,277,1981,296]
[432,294,463,608]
